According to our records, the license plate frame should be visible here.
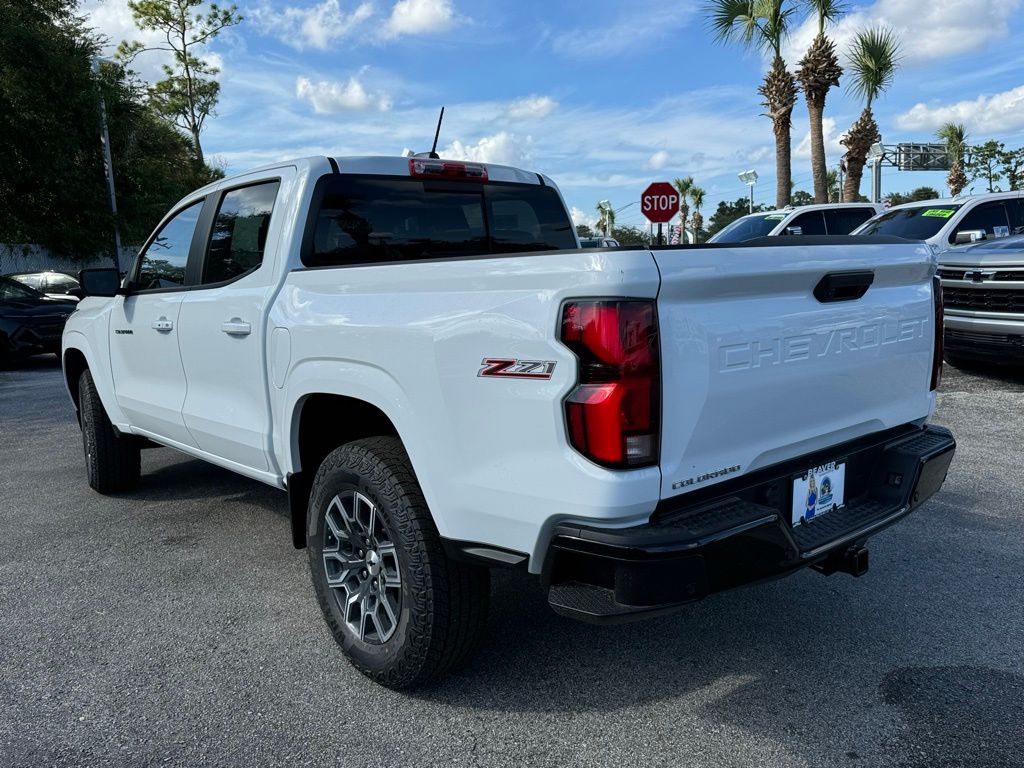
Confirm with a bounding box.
[791,460,847,526]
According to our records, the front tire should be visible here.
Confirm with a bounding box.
[307,437,489,689]
[79,369,140,494]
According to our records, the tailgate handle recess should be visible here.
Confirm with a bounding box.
[814,271,874,303]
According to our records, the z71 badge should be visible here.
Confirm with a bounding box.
[478,358,556,380]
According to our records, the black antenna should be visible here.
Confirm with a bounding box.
[429,106,445,159]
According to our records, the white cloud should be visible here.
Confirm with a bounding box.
[647,150,670,170]
[506,95,558,121]
[80,0,177,80]
[296,75,392,112]
[251,0,373,51]
[793,117,845,160]
[551,1,696,59]
[442,132,533,167]
[896,86,1024,133]
[784,0,1022,67]
[570,206,599,229]
[382,0,456,39]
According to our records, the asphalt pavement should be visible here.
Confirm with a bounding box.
[1,355,1022,767]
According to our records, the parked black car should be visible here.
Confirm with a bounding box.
[0,275,76,362]
[6,270,81,300]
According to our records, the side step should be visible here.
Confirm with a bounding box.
[548,582,690,625]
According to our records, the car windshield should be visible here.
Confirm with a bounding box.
[709,213,785,243]
[0,275,45,300]
[856,205,963,240]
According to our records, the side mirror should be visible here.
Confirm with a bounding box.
[954,229,986,245]
[78,268,122,298]
[785,226,804,236]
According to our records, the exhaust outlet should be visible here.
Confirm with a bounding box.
[812,546,869,578]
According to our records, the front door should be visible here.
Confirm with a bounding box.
[109,200,204,447]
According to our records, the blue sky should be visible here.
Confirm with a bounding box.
[83,0,1024,229]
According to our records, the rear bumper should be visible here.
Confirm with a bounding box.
[543,424,955,623]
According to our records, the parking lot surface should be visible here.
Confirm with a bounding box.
[1,356,1022,767]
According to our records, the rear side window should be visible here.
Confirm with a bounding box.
[789,211,826,235]
[136,201,202,290]
[304,176,576,267]
[203,181,280,284]
[825,208,874,234]
[950,201,1011,244]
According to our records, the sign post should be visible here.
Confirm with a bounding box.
[641,182,679,245]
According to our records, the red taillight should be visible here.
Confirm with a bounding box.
[560,300,660,468]
[408,158,488,181]
[931,275,943,391]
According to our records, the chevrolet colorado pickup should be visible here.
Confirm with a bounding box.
[63,155,956,688]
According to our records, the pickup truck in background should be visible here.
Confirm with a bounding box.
[708,202,882,243]
[62,155,956,689]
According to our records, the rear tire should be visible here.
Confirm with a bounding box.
[79,369,140,494]
[307,437,489,689]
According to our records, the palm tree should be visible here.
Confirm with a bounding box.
[673,176,694,235]
[689,186,706,242]
[841,26,900,202]
[709,0,799,208]
[936,122,969,196]
[826,167,840,201]
[595,201,615,236]
[796,0,844,203]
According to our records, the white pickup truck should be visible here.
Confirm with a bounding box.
[63,155,956,688]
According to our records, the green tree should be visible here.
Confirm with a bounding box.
[1000,146,1024,191]
[610,225,652,246]
[708,0,799,207]
[796,0,844,203]
[885,187,940,206]
[575,223,594,238]
[841,26,900,202]
[118,0,241,165]
[791,189,814,206]
[689,186,706,242]
[673,175,694,233]
[826,167,840,201]
[936,122,968,196]
[968,140,1004,192]
[708,196,769,235]
[0,0,110,255]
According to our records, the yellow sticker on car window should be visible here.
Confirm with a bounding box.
[921,209,956,218]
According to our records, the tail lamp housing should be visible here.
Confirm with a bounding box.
[559,299,660,469]
[931,275,943,391]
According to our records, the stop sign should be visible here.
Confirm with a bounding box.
[641,182,679,224]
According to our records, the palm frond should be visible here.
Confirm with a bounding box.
[805,0,846,34]
[706,0,760,48]
[845,26,900,107]
[673,176,695,199]
[689,186,706,211]
[936,122,968,159]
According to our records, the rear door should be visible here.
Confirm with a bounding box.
[176,176,286,471]
[109,200,205,446]
[652,241,935,500]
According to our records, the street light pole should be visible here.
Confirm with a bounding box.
[92,57,122,269]
[738,170,758,213]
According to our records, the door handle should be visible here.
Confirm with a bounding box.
[221,319,251,336]
[152,317,173,332]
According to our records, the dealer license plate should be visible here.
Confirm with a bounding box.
[792,461,846,526]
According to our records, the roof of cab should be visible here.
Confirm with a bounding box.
[192,155,550,197]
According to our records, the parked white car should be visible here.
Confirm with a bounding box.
[62,155,955,688]
[708,203,883,243]
[853,191,1024,252]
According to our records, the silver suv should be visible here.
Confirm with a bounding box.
[938,234,1024,366]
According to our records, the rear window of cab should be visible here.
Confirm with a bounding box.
[303,175,577,267]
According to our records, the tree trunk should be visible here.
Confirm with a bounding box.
[808,100,827,203]
[841,107,879,202]
[759,57,799,209]
[192,128,204,166]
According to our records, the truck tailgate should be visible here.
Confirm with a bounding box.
[653,240,936,501]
